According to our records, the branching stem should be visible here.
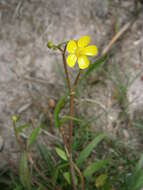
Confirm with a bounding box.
[59,46,84,190]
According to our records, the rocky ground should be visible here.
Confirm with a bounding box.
[0,0,143,168]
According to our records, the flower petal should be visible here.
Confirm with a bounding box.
[66,40,77,53]
[66,54,77,68]
[83,45,98,56]
[78,36,90,48]
[78,55,89,69]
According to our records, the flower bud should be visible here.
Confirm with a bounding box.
[47,41,54,49]
[12,115,18,122]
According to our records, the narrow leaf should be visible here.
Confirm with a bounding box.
[96,174,108,188]
[63,172,71,184]
[54,95,66,128]
[37,143,53,171]
[81,55,107,80]
[63,171,78,185]
[19,151,31,190]
[136,154,143,171]
[28,127,40,147]
[53,163,69,184]
[55,147,67,161]
[60,115,84,125]
[83,159,108,178]
[76,134,105,166]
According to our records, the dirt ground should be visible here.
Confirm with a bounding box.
[0,0,143,168]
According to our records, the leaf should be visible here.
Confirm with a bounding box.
[96,174,108,188]
[63,171,78,185]
[63,172,71,184]
[55,147,67,161]
[131,154,143,190]
[19,151,31,190]
[83,159,108,179]
[37,143,53,171]
[60,115,84,125]
[53,163,69,184]
[136,154,143,171]
[28,127,40,147]
[37,184,47,190]
[76,134,105,166]
[134,174,143,190]
[81,55,107,80]
[54,95,67,128]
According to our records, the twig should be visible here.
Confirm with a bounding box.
[13,0,24,19]
[101,22,131,56]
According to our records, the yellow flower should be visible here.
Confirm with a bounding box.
[66,36,98,69]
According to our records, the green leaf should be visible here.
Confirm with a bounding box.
[53,163,69,184]
[96,174,108,188]
[37,184,47,190]
[136,154,143,171]
[37,143,53,172]
[55,147,67,161]
[81,55,107,80]
[83,159,108,179]
[60,115,84,125]
[131,154,143,190]
[134,174,143,190]
[76,134,105,166]
[63,172,71,184]
[54,95,67,128]
[63,171,78,185]
[28,127,40,147]
[19,151,31,190]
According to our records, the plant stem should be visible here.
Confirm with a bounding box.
[73,162,84,190]
[60,46,83,190]
[73,69,82,87]
[62,46,71,91]
[69,90,74,152]
[68,70,82,190]
[60,127,76,190]
[12,121,24,151]
[69,69,82,152]
[60,47,77,190]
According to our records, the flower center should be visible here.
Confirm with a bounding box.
[76,47,84,57]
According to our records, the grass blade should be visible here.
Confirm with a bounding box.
[81,55,107,80]
[76,134,105,166]
[54,95,67,128]
[83,159,108,179]
[28,127,40,148]
[19,151,31,190]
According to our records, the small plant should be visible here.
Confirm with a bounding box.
[6,36,143,190]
